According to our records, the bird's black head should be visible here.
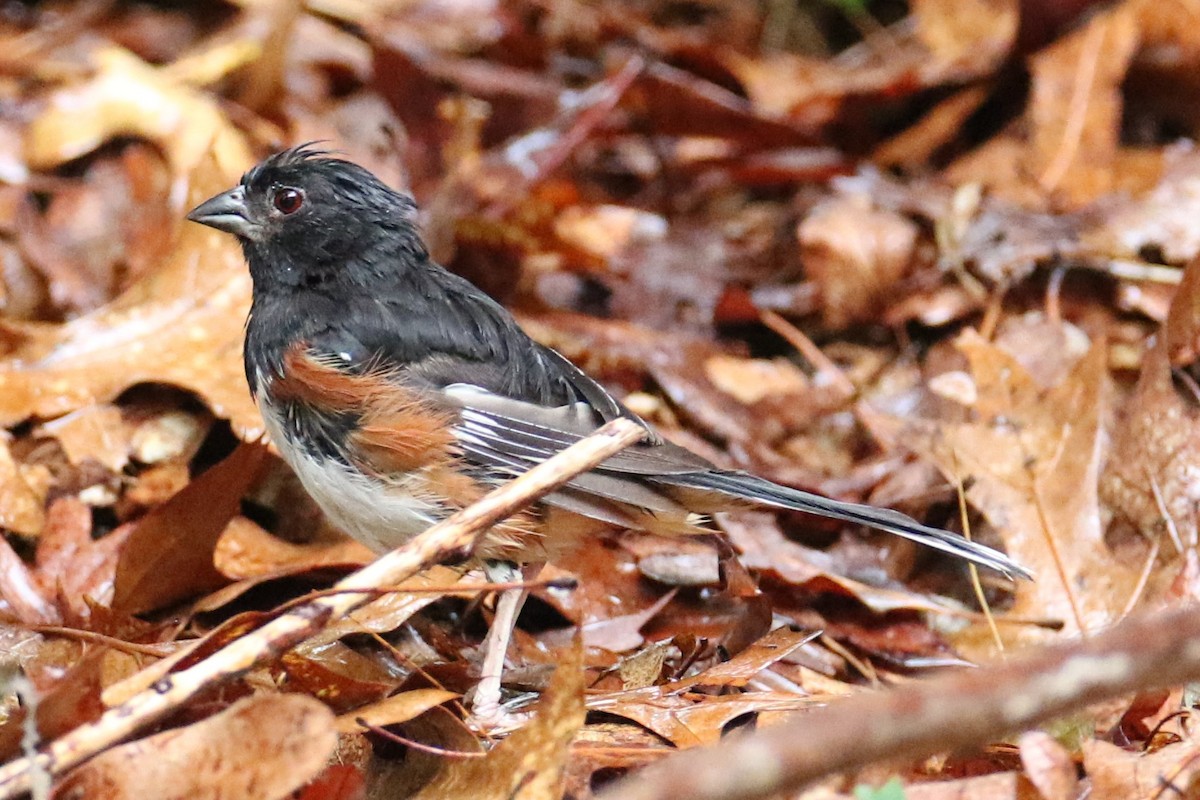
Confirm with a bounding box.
[187,144,425,292]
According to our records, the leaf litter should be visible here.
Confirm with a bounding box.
[1,0,1200,798]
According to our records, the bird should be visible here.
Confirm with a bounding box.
[188,144,1030,721]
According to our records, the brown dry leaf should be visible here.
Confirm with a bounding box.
[302,564,472,647]
[32,646,147,747]
[721,511,965,616]
[411,637,585,800]
[587,625,817,737]
[0,497,131,625]
[293,764,366,800]
[1084,738,1200,799]
[553,205,667,263]
[877,772,1020,799]
[1082,146,1200,265]
[214,516,374,580]
[1027,4,1140,208]
[594,691,817,748]
[0,438,45,536]
[335,687,458,733]
[726,0,1015,122]
[20,143,175,315]
[35,405,131,473]
[793,774,1022,800]
[0,53,257,434]
[873,86,992,168]
[112,442,268,616]
[582,589,677,653]
[1103,253,1200,553]
[910,0,1018,68]
[704,356,809,406]
[535,522,678,630]
[1102,333,1200,551]
[676,627,817,690]
[562,721,675,798]
[26,47,250,177]
[33,498,126,622]
[51,694,337,800]
[1168,251,1200,366]
[799,194,918,329]
[129,408,212,466]
[1019,730,1078,800]
[992,313,1092,390]
[0,535,56,625]
[898,330,1137,641]
[627,536,720,587]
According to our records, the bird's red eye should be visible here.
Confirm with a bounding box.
[272,188,304,215]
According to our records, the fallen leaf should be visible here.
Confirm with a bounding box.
[582,590,677,653]
[0,53,258,435]
[214,516,373,580]
[1019,730,1078,800]
[1084,737,1200,800]
[799,193,918,329]
[726,0,1016,122]
[35,405,131,473]
[1027,4,1140,208]
[26,47,249,177]
[33,497,126,623]
[0,438,45,536]
[411,637,585,799]
[52,694,337,800]
[704,355,809,406]
[335,688,458,733]
[294,764,366,800]
[112,442,267,616]
[897,330,1138,641]
[895,772,1019,799]
[1104,249,1200,560]
[0,536,55,625]
[282,641,398,714]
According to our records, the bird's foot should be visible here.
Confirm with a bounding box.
[468,690,535,734]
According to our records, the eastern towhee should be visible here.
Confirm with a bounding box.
[188,145,1029,719]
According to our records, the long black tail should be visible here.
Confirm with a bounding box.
[659,470,1032,580]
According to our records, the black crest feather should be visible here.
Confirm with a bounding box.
[241,141,342,188]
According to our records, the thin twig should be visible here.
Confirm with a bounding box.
[28,627,180,658]
[354,719,487,759]
[950,451,1002,654]
[597,605,1200,800]
[759,309,856,398]
[0,418,645,799]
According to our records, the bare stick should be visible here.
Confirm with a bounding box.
[597,605,1200,800]
[0,418,645,799]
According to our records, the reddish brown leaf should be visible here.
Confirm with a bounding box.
[112,442,267,616]
[52,694,337,800]
[411,638,586,799]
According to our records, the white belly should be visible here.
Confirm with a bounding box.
[259,399,441,553]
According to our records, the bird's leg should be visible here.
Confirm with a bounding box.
[473,559,543,727]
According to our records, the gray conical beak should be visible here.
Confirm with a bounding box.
[187,186,259,239]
